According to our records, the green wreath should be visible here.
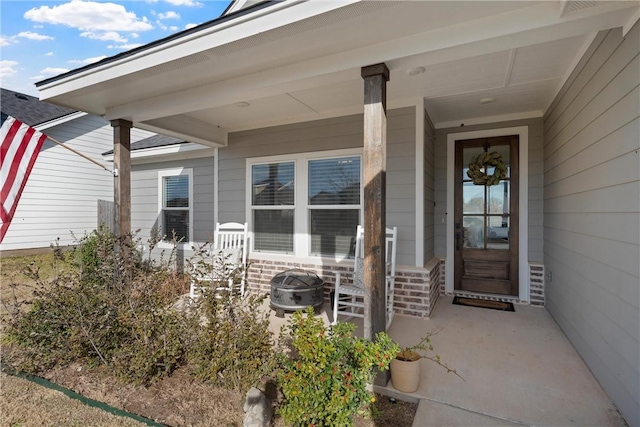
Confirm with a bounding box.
[467,151,507,186]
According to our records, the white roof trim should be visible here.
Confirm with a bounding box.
[38,0,360,99]
[35,111,87,131]
[102,142,213,162]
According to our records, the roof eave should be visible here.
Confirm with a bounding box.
[35,0,279,89]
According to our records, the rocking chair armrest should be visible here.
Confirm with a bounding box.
[332,270,343,286]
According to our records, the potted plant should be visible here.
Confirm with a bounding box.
[390,328,462,393]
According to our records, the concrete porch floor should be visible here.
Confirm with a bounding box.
[263,295,627,427]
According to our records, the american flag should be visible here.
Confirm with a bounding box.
[1,113,47,243]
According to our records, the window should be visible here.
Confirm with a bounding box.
[248,149,361,259]
[308,157,360,257]
[251,162,295,253]
[159,169,192,244]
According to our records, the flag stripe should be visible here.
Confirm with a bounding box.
[3,130,45,210]
[0,116,46,243]
[1,126,41,207]
[0,117,22,164]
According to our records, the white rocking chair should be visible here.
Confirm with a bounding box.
[189,222,248,299]
[332,225,397,330]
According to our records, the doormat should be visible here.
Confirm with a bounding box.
[452,296,515,312]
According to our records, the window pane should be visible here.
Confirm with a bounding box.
[462,146,485,181]
[309,157,360,205]
[488,216,509,250]
[463,216,484,249]
[253,210,294,253]
[463,182,485,214]
[252,162,294,206]
[163,175,189,208]
[488,181,510,214]
[164,210,189,242]
[310,209,359,257]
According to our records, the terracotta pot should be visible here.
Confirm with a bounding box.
[390,350,421,393]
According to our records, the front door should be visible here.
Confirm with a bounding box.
[454,136,519,296]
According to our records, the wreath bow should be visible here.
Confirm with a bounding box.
[467,151,507,186]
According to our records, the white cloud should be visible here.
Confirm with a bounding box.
[81,31,127,43]
[40,67,71,75]
[169,26,179,31]
[184,23,198,30]
[0,36,12,47]
[107,43,143,50]
[68,56,108,65]
[158,11,180,20]
[24,1,153,32]
[17,31,54,41]
[165,0,203,7]
[1,60,20,78]
[45,52,54,56]
[29,75,46,80]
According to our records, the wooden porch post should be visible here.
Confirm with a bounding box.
[110,119,132,237]
[361,63,389,356]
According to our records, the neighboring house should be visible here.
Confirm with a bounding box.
[35,1,639,424]
[0,88,154,253]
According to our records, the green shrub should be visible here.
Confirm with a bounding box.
[190,290,279,394]
[2,229,195,385]
[278,308,399,427]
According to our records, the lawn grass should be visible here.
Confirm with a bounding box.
[0,251,75,317]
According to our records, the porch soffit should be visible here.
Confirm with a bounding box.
[37,0,639,143]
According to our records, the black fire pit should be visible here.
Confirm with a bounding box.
[270,269,324,316]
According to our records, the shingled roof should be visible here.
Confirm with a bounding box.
[102,134,187,155]
[1,88,77,126]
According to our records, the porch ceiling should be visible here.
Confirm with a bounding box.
[37,0,639,147]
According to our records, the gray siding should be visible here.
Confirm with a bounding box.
[219,107,417,266]
[543,24,639,426]
[0,115,153,251]
[131,157,215,251]
[433,117,545,262]
[424,107,436,264]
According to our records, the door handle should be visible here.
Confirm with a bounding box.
[455,222,462,251]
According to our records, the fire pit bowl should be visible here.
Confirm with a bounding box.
[270,269,324,315]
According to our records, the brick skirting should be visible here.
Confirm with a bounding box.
[245,257,544,318]
[245,258,442,319]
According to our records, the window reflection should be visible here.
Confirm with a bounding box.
[461,143,511,250]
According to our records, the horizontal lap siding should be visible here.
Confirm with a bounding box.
[388,111,417,266]
[131,157,215,249]
[0,116,153,251]
[543,24,639,427]
[219,107,417,266]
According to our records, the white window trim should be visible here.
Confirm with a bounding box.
[158,167,194,249]
[446,126,529,302]
[246,148,362,263]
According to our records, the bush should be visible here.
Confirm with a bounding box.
[190,290,280,394]
[2,228,195,385]
[278,308,399,427]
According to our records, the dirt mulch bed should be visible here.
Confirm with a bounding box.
[5,363,417,427]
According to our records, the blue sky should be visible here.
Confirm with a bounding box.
[1,0,233,96]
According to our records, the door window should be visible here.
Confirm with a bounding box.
[461,144,511,250]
